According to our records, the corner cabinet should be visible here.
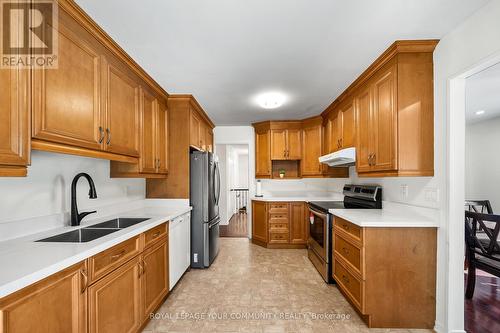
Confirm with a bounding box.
[251,200,308,248]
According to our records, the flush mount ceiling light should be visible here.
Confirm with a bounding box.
[475,110,486,116]
[256,92,286,109]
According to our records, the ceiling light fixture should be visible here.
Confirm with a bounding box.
[475,110,485,116]
[256,92,286,109]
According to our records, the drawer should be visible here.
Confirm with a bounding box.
[269,232,289,243]
[269,203,288,214]
[333,259,363,310]
[269,221,289,231]
[144,223,168,249]
[88,236,141,282]
[335,216,362,243]
[269,215,288,225]
[334,234,362,276]
[269,213,288,220]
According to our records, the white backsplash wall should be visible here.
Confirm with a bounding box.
[260,178,345,195]
[0,151,145,224]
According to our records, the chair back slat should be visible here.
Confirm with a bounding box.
[465,200,493,214]
[465,211,500,258]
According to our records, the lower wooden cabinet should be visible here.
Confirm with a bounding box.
[0,262,87,333]
[252,200,308,248]
[0,223,170,333]
[142,239,169,319]
[88,256,142,333]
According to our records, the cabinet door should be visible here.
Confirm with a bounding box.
[32,11,102,151]
[255,130,271,177]
[0,263,86,333]
[341,102,355,148]
[0,66,29,171]
[355,86,373,173]
[252,201,268,243]
[104,59,140,157]
[286,129,302,160]
[142,240,169,318]
[199,122,207,151]
[301,125,322,176]
[326,117,335,154]
[271,129,287,160]
[88,256,142,333]
[332,114,342,152]
[189,111,201,148]
[206,128,214,152]
[140,88,157,173]
[156,100,168,174]
[372,65,398,171]
[289,203,307,244]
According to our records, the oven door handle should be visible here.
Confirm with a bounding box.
[309,207,327,219]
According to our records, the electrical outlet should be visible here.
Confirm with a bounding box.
[400,184,409,200]
[193,253,198,263]
[424,188,440,203]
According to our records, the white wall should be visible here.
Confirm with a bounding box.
[465,117,500,211]
[433,1,500,332]
[0,151,145,224]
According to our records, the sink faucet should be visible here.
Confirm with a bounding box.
[71,173,98,226]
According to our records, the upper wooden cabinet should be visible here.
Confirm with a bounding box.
[189,111,202,149]
[254,125,271,178]
[0,262,87,333]
[301,117,323,177]
[326,101,356,153]
[270,123,302,160]
[0,65,30,177]
[352,46,435,177]
[28,0,169,168]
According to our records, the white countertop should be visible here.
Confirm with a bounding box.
[329,207,439,228]
[0,204,191,298]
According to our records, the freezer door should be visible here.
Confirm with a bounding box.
[208,217,220,265]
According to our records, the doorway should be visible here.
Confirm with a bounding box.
[463,62,500,333]
[215,144,249,238]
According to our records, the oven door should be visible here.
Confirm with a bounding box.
[308,206,329,263]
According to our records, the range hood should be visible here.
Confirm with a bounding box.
[319,147,356,167]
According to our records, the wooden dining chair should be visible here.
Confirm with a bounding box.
[465,200,493,214]
[464,211,500,298]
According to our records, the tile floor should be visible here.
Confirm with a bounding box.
[144,238,432,333]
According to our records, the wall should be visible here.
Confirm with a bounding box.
[0,151,145,225]
[465,117,500,211]
[433,1,500,332]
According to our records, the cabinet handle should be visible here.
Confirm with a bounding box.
[106,128,111,145]
[80,269,88,294]
[138,262,142,278]
[342,274,350,284]
[372,153,376,165]
[342,247,350,255]
[141,260,146,275]
[152,231,161,239]
[110,249,125,260]
[98,126,104,144]
[342,223,350,231]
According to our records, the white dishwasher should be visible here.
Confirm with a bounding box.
[169,212,191,290]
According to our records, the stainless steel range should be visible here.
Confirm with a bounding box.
[307,184,382,282]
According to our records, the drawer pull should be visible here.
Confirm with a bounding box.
[342,247,350,255]
[80,269,88,294]
[110,250,126,260]
[342,224,350,231]
[342,274,350,284]
[152,231,161,239]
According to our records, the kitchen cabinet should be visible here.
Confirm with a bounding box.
[88,256,142,333]
[255,126,271,178]
[146,95,215,199]
[0,262,87,333]
[271,126,301,160]
[289,202,307,244]
[332,216,437,328]
[110,91,168,178]
[31,1,169,165]
[353,45,435,177]
[0,66,30,177]
[325,100,355,154]
[142,238,169,319]
[251,200,308,248]
[301,117,323,177]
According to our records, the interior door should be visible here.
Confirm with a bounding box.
[271,129,287,160]
[372,65,398,171]
[355,86,373,173]
[140,88,157,173]
[32,11,102,151]
[286,129,302,159]
[103,58,140,157]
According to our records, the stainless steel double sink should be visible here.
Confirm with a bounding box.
[36,218,150,243]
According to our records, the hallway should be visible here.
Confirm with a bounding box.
[144,238,431,333]
[220,213,248,238]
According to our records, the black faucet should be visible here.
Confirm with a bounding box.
[71,173,98,226]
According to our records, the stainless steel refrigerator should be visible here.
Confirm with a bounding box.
[190,151,221,268]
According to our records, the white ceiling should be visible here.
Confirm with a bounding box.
[466,62,500,124]
[76,0,488,125]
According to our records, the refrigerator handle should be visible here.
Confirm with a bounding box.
[214,162,221,205]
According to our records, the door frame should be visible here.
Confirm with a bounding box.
[446,50,500,333]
